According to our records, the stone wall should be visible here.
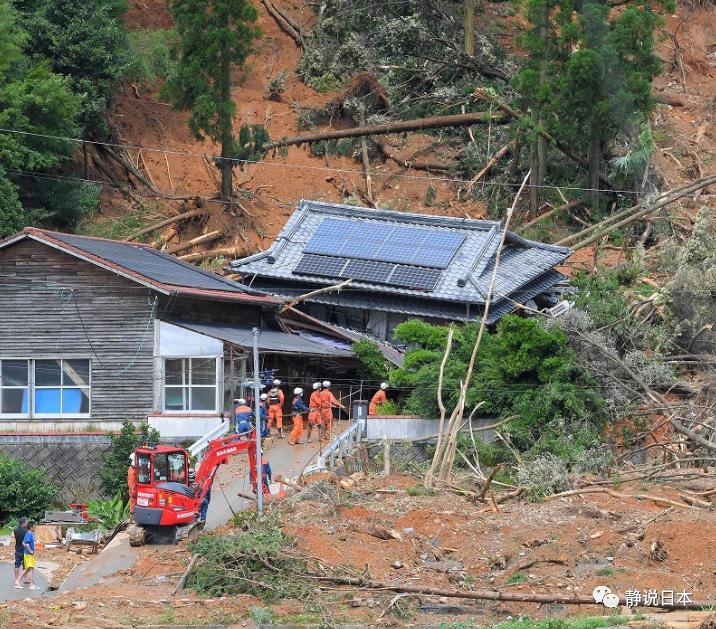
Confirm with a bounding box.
[0,434,111,500]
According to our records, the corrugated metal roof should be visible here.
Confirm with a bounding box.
[168,320,355,358]
[12,228,278,305]
[229,201,570,313]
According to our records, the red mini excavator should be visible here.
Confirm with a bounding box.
[128,430,265,546]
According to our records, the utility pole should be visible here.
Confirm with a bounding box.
[252,327,263,516]
[464,0,475,56]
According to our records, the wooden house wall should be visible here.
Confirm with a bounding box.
[0,239,156,424]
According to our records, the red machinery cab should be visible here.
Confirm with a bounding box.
[134,444,198,528]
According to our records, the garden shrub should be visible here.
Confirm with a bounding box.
[0,454,58,523]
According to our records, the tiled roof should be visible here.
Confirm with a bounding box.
[229,200,570,316]
[4,228,279,306]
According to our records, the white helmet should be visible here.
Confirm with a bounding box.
[235,398,246,405]
[312,382,320,390]
[273,379,281,386]
[380,382,389,390]
[129,452,136,466]
[322,380,331,387]
[294,387,303,395]
[260,393,268,401]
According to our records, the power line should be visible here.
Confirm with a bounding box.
[0,126,650,196]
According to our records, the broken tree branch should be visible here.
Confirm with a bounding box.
[467,139,515,191]
[547,486,698,510]
[313,575,711,609]
[473,89,611,188]
[279,279,353,313]
[373,138,453,172]
[164,230,223,255]
[478,464,502,501]
[262,110,510,151]
[178,246,242,263]
[561,174,716,250]
[172,554,199,595]
[124,208,208,242]
[519,200,582,230]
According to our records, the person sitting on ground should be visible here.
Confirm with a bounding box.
[15,520,38,590]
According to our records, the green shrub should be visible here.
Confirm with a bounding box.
[87,491,129,531]
[99,420,159,500]
[375,399,398,416]
[0,454,58,523]
[352,339,392,380]
[128,28,177,85]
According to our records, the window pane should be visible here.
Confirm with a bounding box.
[35,360,62,386]
[164,387,187,411]
[35,388,61,413]
[2,360,28,387]
[63,359,90,387]
[62,388,90,414]
[191,387,216,411]
[1,389,29,414]
[137,453,151,484]
[165,359,185,386]
[167,452,187,482]
[191,359,216,385]
[153,453,168,481]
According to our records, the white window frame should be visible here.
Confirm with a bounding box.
[0,358,92,419]
[162,357,220,414]
[0,359,31,419]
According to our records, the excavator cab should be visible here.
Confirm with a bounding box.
[132,445,199,543]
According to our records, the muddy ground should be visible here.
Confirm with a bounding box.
[3,471,714,628]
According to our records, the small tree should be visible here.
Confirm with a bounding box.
[0,454,58,523]
[100,420,160,500]
[166,0,260,199]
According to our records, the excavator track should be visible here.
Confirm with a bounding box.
[128,524,147,547]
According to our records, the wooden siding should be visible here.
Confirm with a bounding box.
[0,239,156,423]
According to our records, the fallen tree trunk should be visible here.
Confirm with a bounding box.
[374,138,453,172]
[519,200,582,230]
[473,89,611,188]
[125,208,208,242]
[313,575,712,609]
[561,174,716,249]
[164,230,223,255]
[262,111,510,151]
[467,139,515,190]
[173,554,198,595]
[262,0,303,47]
[178,246,242,263]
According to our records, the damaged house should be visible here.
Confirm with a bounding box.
[0,228,363,438]
[230,201,572,341]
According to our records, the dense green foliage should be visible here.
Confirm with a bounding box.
[99,420,160,499]
[23,0,133,138]
[0,0,132,235]
[186,510,311,601]
[166,0,260,198]
[87,492,129,531]
[391,316,604,459]
[352,339,391,380]
[0,454,58,523]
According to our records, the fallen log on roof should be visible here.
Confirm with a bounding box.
[261,110,510,151]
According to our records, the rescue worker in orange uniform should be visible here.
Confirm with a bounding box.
[127,453,138,514]
[320,380,345,440]
[234,398,253,436]
[369,382,389,416]
[306,382,322,443]
[267,379,285,438]
[288,387,309,445]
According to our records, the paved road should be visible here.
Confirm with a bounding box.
[205,434,326,530]
[0,560,53,601]
[50,435,327,594]
[57,531,139,593]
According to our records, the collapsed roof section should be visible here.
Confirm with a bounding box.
[229,201,571,323]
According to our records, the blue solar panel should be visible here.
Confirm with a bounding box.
[304,218,465,269]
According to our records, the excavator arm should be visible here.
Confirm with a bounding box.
[192,431,258,504]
